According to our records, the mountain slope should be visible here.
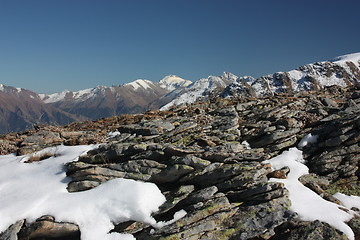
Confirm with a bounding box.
[41,81,167,120]
[160,72,238,110]
[224,52,360,98]
[0,76,191,133]
[0,85,84,133]
[159,75,192,91]
[40,76,191,120]
[163,53,360,109]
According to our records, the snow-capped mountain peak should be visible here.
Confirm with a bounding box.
[160,72,239,110]
[220,72,239,82]
[159,75,192,91]
[41,90,72,103]
[124,79,154,91]
[0,84,29,95]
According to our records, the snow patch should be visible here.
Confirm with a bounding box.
[241,140,251,150]
[159,75,192,91]
[0,145,167,240]
[42,90,71,103]
[334,193,360,210]
[155,209,187,228]
[263,148,356,240]
[73,87,103,101]
[42,87,106,103]
[317,75,347,88]
[108,131,121,138]
[297,133,318,149]
[287,70,310,91]
[331,52,360,63]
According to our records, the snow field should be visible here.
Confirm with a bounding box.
[1,133,360,239]
[0,145,171,240]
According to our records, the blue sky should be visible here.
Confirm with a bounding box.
[0,0,359,94]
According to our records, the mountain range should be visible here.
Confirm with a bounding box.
[0,52,359,133]
[161,52,360,110]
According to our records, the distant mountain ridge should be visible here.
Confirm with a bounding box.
[39,76,192,120]
[161,52,360,110]
[0,76,191,133]
[0,85,85,133]
[0,52,359,133]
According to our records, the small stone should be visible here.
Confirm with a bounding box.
[0,220,24,240]
[18,219,79,239]
[67,180,100,192]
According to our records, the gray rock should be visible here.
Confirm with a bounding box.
[152,195,234,237]
[216,167,270,191]
[21,131,61,146]
[118,123,159,136]
[17,131,62,155]
[152,164,195,184]
[211,106,239,131]
[180,162,264,188]
[236,101,257,111]
[0,220,24,240]
[67,180,100,192]
[18,218,79,240]
[238,148,265,161]
[222,196,295,240]
[69,166,127,180]
[171,121,198,134]
[348,218,360,240]
[250,128,300,148]
[269,136,297,151]
[169,155,211,169]
[180,186,219,206]
[60,131,86,139]
[107,160,166,174]
[321,98,339,108]
[159,185,195,213]
[271,220,348,240]
[110,132,133,142]
[78,143,132,163]
[227,182,287,202]
[164,146,203,156]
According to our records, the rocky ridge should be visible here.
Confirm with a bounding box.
[1,84,360,240]
[164,53,360,109]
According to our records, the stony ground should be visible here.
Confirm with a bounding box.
[1,85,360,240]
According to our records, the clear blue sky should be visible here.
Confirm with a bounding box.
[0,0,359,94]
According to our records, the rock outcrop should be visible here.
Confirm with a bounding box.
[1,85,360,239]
